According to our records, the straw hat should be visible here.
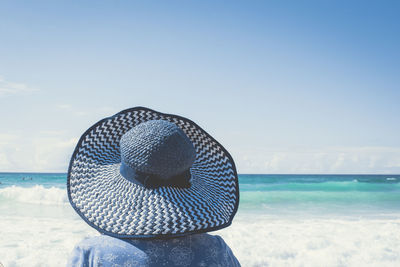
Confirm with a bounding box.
[67,107,239,238]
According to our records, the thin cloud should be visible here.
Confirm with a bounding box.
[0,132,78,172]
[55,104,117,117]
[56,104,72,109]
[235,146,400,174]
[1,133,400,173]
[0,76,38,97]
[0,133,18,145]
[39,130,66,136]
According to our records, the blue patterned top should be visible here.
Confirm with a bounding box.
[67,234,241,267]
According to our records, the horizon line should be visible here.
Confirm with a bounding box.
[0,171,399,176]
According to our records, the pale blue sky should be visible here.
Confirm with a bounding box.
[1,1,399,173]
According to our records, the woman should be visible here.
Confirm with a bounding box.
[67,107,240,266]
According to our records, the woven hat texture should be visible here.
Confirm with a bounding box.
[120,120,196,180]
[67,107,239,238]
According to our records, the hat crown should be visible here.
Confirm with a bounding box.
[120,120,196,180]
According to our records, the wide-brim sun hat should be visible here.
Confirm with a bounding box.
[67,107,239,238]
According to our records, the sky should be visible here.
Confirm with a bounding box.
[0,0,399,173]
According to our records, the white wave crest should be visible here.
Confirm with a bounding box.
[217,215,400,266]
[0,185,68,205]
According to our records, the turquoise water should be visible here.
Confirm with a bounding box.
[1,173,399,216]
[239,174,400,216]
[0,172,66,188]
[1,173,400,266]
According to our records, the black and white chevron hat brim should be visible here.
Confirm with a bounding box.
[67,107,239,238]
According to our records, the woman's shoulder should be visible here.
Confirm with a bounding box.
[76,235,131,248]
[68,234,240,267]
[67,235,150,267]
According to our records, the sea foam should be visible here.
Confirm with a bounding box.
[0,185,68,205]
[217,215,400,267]
[1,173,400,266]
[1,213,400,267]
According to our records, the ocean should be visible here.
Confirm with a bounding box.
[1,173,400,266]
